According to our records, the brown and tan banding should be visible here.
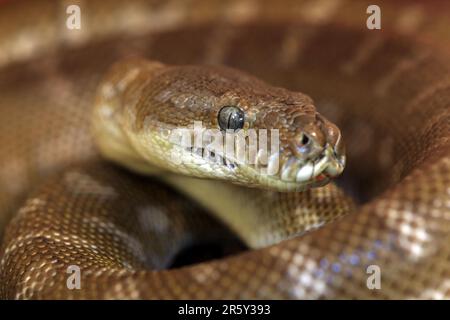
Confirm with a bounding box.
[0,0,449,299]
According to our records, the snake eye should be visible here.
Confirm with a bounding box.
[300,133,310,146]
[218,106,245,131]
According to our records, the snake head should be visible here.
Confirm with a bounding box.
[229,84,346,191]
[93,59,345,192]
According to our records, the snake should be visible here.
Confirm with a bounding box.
[0,0,449,299]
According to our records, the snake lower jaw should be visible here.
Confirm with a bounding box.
[207,144,345,192]
[274,144,345,186]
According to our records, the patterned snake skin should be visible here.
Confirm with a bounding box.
[0,0,449,299]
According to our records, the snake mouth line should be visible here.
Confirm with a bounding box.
[182,142,344,186]
[183,146,240,170]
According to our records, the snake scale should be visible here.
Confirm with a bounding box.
[0,0,449,299]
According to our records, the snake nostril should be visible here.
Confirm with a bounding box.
[292,132,315,158]
[300,133,310,146]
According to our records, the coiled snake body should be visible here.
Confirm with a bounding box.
[0,0,449,299]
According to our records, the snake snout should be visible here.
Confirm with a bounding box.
[319,117,344,158]
[290,114,326,161]
[318,116,346,164]
[317,114,346,178]
[288,113,346,183]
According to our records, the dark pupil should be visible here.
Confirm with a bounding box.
[218,106,244,131]
[301,134,310,145]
